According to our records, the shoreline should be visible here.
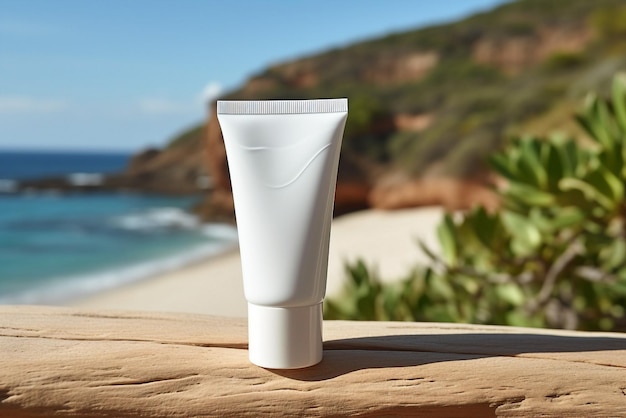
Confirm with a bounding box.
[0,239,238,307]
[67,206,445,317]
[69,247,247,317]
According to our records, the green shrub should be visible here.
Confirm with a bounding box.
[325,73,626,331]
[344,95,389,138]
[544,52,587,72]
[342,94,392,162]
[497,20,535,37]
[590,6,626,40]
[424,59,503,87]
[324,260,471,323]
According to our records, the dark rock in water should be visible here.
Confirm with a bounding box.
[14,170,210,196]
[17,175,104,193]
[11,129,212,197]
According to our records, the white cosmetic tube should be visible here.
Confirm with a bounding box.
[217,99,348,369]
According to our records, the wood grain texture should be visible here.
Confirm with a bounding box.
[1,305,625,417]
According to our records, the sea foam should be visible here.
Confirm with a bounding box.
[112,207,200,231]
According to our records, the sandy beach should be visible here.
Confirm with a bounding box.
[70,206,444,317]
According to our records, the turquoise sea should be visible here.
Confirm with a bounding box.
[0,150,237,304]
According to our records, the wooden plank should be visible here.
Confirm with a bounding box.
[1,305,625,417]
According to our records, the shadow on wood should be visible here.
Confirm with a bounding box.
[270,333,626,381]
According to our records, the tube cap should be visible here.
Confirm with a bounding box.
[247,303,323,369]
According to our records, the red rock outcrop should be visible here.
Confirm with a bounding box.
[362,51,439,85]
[114,132,208,195]
[394,113,435,132]
[473,25,592,74]
[369,177,500,213]
[277,59,320,89]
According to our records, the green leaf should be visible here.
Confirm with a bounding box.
[564,165,623,211]
[496,283,525,306]
[611,73,626,134]
[602,239,626,270]
[382,286,401,320]
[576,93,613,149]
[559,177,614,210]
[437,213,458,266]
[598,144,623,179]
[558,139,579,177]
[469,206,499,249]
[502,211,542,256]
[506,310,544,328]
[591,167,623,203]
[489,153,518,181]
[516,138,547,188]
[544,141,564,191]
[429,273,455,301]
[505,182,555,207]
[597,98,620,143]
[528,207,552,233]
[551,207,585,230]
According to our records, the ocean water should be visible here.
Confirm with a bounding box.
[0,150,130,180]
[0,151,237,304]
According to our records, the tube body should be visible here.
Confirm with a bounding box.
[217,99,347,369]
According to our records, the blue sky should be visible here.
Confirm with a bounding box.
[0,0,507,152]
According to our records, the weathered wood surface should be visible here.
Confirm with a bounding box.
[1,306,625,417]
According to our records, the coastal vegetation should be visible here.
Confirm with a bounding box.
[325,74,626,332]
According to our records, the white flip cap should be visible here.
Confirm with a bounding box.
[247,303,323,369]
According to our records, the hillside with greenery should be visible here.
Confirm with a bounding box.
[205,0,626,180]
